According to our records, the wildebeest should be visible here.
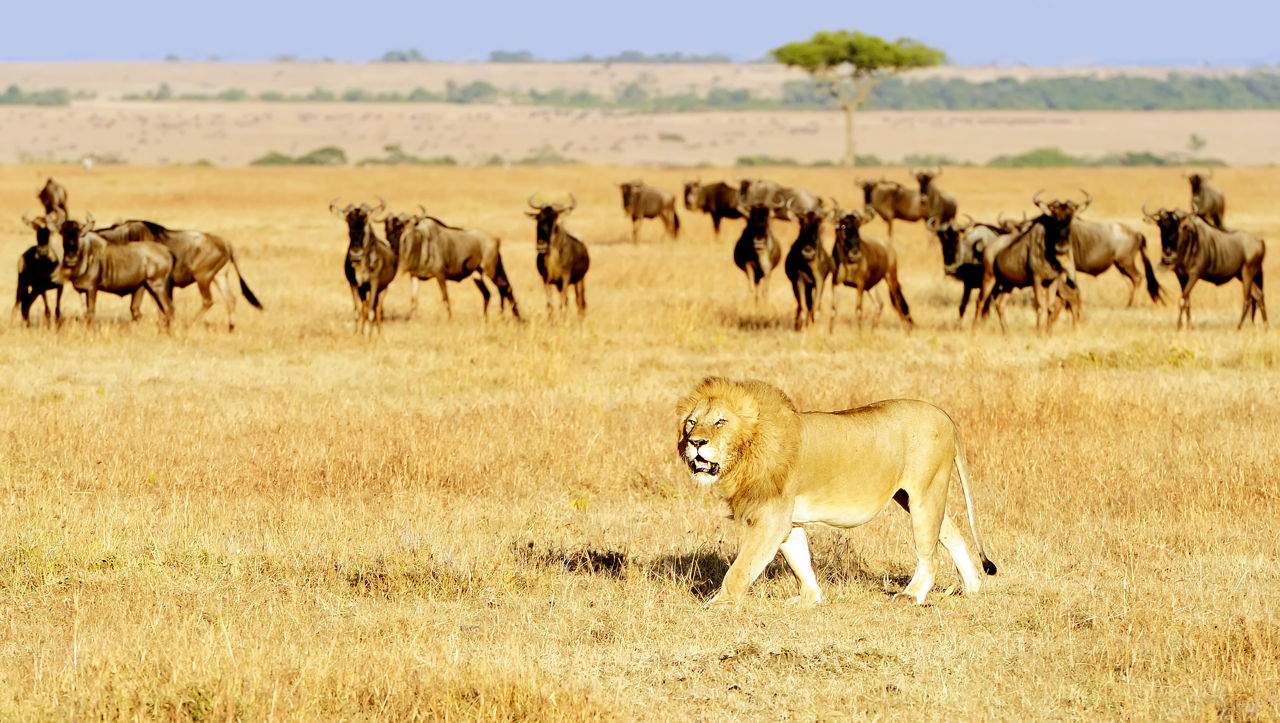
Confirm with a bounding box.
[55,215,175,329]
[783,205,833,330]
[1187,171,1225,229]
[93,219,262,330]
[733,204,782,306]
[527,194,590,317]
[929,216,990,321]
[916,168,957,225]
[619,180,679,243]
[353,215,399,334]
[390,206,520,321]
[39,178,68,224]
[1028,190,1162,309]
[857,179,924,243]
[974,204,1079,333]
[331,198,385,317]
[829,209,912,330]
[1143,205,1265,329]
[15,213,63,326]
[683,180,743,236]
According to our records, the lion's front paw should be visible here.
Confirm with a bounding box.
[704,594,738,609]
[892,591,928,606]
[785,593,822,608]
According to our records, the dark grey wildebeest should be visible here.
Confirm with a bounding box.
[733,204,781,306]
[857,179,925,243]
[93,219,262,330]
[331,198,386,318]
[783,204,833,330]
[619,180,679,243]
[915,168,957,226]
[528,194,590,317]
[15,213,63,326]
[387,206,519,321]
[56,215,175,330]
[1187,171,1226,229]
[1144,206,1265,330]
[683,180,742,236]
[974,208,1079,334]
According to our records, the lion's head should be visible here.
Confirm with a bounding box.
[676,377,801,516]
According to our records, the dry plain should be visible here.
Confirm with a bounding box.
[0,165,1278,720]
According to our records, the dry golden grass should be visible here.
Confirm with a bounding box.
[1,165,1278,720]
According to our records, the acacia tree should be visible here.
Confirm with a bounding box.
[772,31,945,167]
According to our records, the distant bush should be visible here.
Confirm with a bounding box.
[515,145,577,166]
[987,146,1226,167]
[250,146,347,166]
[489,50,537,63]
[735,155,864,167]
[1,85,72,106]
[378,48,427,63]
[446,81,498,104]
[571,50,732,63]
[357,144,457,166]
[903,153,965,167]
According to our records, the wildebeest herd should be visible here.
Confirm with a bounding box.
[10,170,1267,333]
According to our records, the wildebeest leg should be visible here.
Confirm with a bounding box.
[349,284,362,320]
[54,285,63,325]
[473,278,491,319]
[994,294,1009,335]
[129,289,146,322]
[1239,269,1258,330]
[575,281,587,318]
[958,284,972,322]
[869,288,885,329]
[213,272,237,331]
[543,282,553,314]
[408,277,420,320]
[1116,255,1142,307]
[1178,275,1200,330]
[84,288,98,328]
[790,279,803,330]
[711,213,722,237]
[828,285,840,333]
[632,218,640,244]
[144,279,174,332]
[436,277,452,320]
[191,278,216,327]
[854,286,865,328]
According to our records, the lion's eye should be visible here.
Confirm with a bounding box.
[684,418,695,430]
[714,419,727,428]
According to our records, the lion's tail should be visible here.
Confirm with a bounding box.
[953,432,997,575]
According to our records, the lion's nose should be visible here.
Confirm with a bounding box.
[688,437,708,448]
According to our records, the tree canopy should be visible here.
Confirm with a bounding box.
[771,31,945,77]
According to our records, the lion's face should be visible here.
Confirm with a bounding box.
[679,400,750,486]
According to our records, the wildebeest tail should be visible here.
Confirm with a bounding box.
[1138,235,1165,304]
[493,249,521,319]
[671,208,681,238]
[229,249,263,310]
[953,432,997,576]
[888,280,911,322]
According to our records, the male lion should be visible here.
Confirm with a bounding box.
[676,377,997,607]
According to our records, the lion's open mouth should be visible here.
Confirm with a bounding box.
[688,457,720,476]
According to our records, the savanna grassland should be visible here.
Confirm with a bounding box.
[0,165,1278,720]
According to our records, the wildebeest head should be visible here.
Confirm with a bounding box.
[856,179,880,206]
[1142,203,1188,267]
[927,215,972,270]
[1033,189,1090,257]
[383,209,417,251]
[57,213,95,269]
[915,167,942,195]
[834,209,875,264]
[1186,169,1212,194]
[527,193,576,253]
[682,180,701,210]
[22,211,57,246]
[39,177,67,218]
[618,180,642,209]
[331,197,385,257]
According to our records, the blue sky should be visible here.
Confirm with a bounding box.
[5,0,1278,65]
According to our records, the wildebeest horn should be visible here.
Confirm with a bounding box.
[960,213,974,229]
[1032,189,1048,213]
[1141,201,1157,220]
[932,165,943,177]
[84,212,95,230]
[562,193,577,213]
[527,193,543,210]
[329,197,343,215]
[416,204,427,217]
[1076,189,1093,214]
[21,210,36,227]
[925,217,938,232]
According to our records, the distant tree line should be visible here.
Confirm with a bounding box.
[66,70,1280,111]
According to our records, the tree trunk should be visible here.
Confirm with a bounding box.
[841,102,857,167]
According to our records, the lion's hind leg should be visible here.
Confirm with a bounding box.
[779,526,822,607]
[893,470,949,605]
[937,516,982,596]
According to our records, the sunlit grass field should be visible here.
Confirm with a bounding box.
[0,165,1277,720]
